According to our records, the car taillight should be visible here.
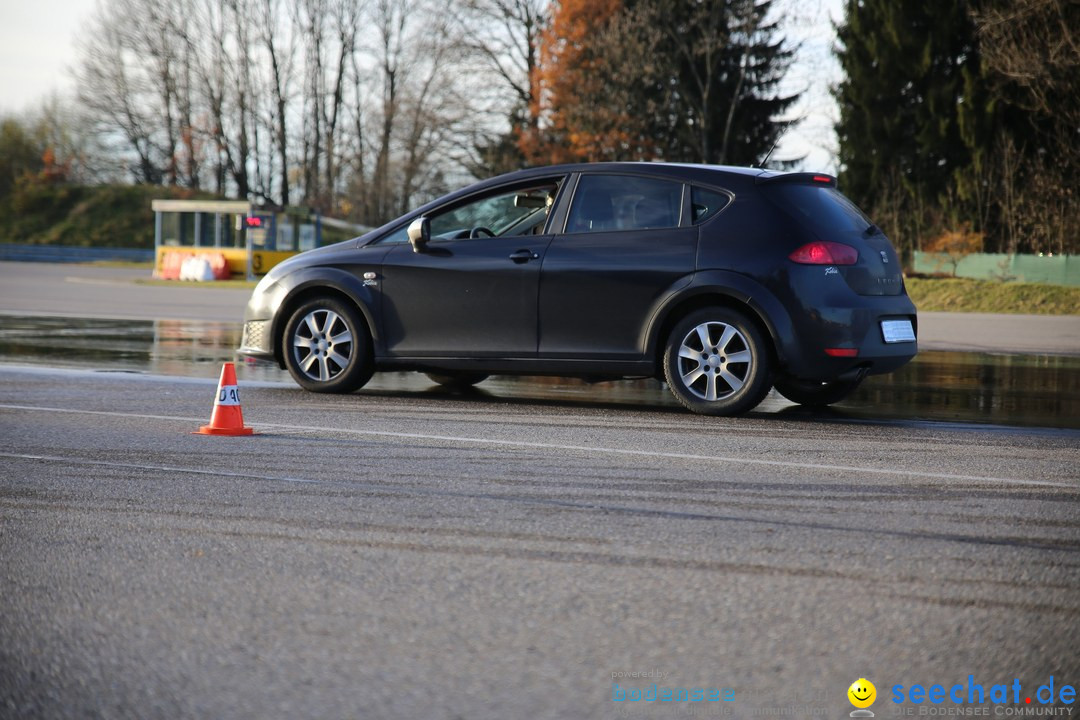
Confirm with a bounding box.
[788,242,858,265]
[824,348,859,357]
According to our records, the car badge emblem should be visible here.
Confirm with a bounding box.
[880,251,889,264]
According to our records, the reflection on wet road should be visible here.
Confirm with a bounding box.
[1,315,1078,429]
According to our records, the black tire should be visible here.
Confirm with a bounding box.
[773,375,863,407]
[424,372,489,388]
[662,307,773,416]
[282,297,374,393]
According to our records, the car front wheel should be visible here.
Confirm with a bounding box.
[283,297,373,393]
[663,307,773,416]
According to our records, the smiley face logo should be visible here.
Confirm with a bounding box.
[848,678,877,709]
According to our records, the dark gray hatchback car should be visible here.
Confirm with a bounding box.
[239,162,917,416]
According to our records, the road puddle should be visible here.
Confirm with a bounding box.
[1,315,1077,429]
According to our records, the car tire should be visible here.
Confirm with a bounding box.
[663,307,773,416]
[773,375,863,407]
[424,372,489,388]
[282,297,374,393]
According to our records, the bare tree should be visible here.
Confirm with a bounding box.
[259,0,296,206]
[296,0,327,209]
[453,0,547,175]
[396,10,473,213]
[974,0,1080,254]
[321,0,361,213]
[370,0,406,222]
[340,0,474,224]
[72,0,479,219]
[459,0,546,122]
[75,0,167,183]
[975,0,1080,140]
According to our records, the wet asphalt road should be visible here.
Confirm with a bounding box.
[2,261,1080,354]
[1,262,1079,718]
[2,366,1079,719]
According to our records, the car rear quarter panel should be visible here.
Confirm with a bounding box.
[695,186,808,276]
[645,270,798,369]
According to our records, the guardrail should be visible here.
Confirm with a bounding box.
[0,244,155,264]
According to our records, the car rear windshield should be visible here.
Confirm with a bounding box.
[765,184,872,236]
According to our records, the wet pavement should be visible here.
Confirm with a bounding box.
[3,312,1078,719]
[1,314,1077,430]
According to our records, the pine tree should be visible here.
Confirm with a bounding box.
[835,0,983,252]
[646,0,797,165]
[522,0,798,166]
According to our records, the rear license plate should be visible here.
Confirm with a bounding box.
[881,319,916,344]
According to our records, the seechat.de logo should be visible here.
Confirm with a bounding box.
[890,676,1076,709]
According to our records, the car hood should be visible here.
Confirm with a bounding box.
[260,237,361,282]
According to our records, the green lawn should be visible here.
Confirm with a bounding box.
[905,277,1080,315]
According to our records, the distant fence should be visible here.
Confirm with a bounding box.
[0,244,155,264]
[913,252,1080,287]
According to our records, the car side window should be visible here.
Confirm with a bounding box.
[371,182,560,245]
[565,175,683,234]
[375,224,411,245]
[429,183,559,241]
[691,186,731,224]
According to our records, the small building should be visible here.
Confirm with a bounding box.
[151,199,368,279]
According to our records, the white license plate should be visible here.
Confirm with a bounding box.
[881,319,916,344]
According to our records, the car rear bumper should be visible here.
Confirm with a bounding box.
[776,278,918,381]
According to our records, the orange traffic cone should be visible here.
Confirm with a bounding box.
[196,362,255,435]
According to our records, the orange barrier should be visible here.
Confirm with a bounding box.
[156,250,231,280]
[154,247,297,278]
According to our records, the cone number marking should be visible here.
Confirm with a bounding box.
[216,385,241,406]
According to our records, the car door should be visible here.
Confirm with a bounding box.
[538,173,698,359]
[379,181,560,357]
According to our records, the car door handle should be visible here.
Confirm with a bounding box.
[509,249,540,264]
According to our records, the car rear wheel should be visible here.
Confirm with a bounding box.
[424,372,489,388]
[663,307,773,416]
[283,297,373,393]
[773,375,863,407]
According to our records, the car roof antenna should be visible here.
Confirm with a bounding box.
[755,130,787,169]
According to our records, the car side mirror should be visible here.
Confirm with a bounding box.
[408,217,430,253]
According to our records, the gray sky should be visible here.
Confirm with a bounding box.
[0,0,92,112]
[773,0,845,172]
[0,0,844,172]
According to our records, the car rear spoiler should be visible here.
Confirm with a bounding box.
[755,172,837,188]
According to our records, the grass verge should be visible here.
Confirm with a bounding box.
[905,277,1080,315]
